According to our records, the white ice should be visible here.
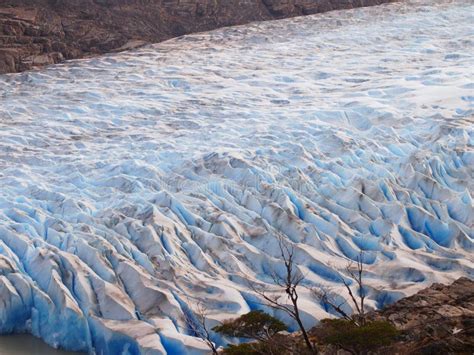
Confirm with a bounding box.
[0,0,473,353]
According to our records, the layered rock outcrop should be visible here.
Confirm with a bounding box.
[0,0,395,74]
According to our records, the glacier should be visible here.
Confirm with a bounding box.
[0,0,473,353]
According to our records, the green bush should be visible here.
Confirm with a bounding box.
[220,334,300,355]
[315,319,399,354]
[213,310,288,341]
[214,311,291,354]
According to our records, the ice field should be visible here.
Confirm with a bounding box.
[0,0,473,353]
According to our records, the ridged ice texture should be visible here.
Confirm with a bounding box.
[0,0,473,353]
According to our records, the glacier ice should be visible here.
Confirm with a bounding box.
[0,0,473,353]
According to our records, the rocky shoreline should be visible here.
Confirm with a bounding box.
[0,0,396,74]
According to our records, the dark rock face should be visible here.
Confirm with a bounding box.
[0,0,395,74]
[372,277,474,354]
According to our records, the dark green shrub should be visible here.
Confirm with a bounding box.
[314,319,400,354]
[213,310,288,342]
[220,334,301,355]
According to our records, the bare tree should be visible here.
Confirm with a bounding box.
[183,300,219,355]
[342,253,366,325]
[250,236,317,354]
[312,285,353,323]
[313,252,367,327]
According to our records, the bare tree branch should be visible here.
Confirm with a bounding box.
[250,235,318,354]
[182,299,219,355]
[312,285,353,323]
[312,251,367,327]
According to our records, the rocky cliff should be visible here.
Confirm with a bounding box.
[307,277,474,354]
[0,0,396,74]
[373,277,474,354]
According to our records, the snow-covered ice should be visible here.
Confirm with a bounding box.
[0,0,473,353]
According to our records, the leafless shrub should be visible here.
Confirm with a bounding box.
[183,300,219,355]
[249,236,318,354]
[312,252,367,327]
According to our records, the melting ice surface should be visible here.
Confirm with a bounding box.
[0,0,473,353]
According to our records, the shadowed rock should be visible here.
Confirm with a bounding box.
[0,0,396,74]
[371,277,474,354]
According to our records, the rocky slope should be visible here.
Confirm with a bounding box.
[0,0,396,74]
[372,277,474,354]
[304,277,474,355]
